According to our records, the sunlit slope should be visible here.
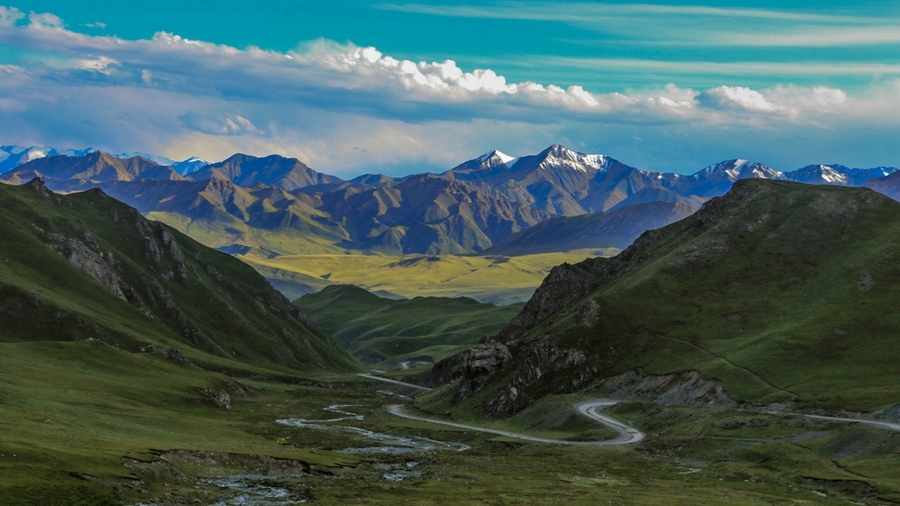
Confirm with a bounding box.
[0,179,361,373]
[468,180,900,415]
[243,250,610,305]
[296,284,524,364]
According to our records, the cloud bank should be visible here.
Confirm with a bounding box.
[0,5,898,175]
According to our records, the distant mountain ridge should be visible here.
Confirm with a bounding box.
[2,144,898,257]
[0,145,208,176]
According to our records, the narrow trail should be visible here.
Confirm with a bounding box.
[358,373,432,391]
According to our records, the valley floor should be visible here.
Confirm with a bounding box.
[3,343,900,505]
[242,250,611,305]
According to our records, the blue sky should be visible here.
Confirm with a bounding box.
[1,1,899,176]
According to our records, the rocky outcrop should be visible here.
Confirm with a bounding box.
[486,336,596,417]
[139,344,188,362]
[200,389,231,409]
[406,342,511,396]
[874,404,900,423]
[589,370,736,408]
[46,232,129,302]
[452,343,513,403]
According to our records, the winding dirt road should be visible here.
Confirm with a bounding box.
[362,373,900,447]
[362,373,644,445]
[387,401,645,446]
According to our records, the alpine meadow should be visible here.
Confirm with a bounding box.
[2,1,900,505]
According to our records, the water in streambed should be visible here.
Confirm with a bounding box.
[276,404,470,456]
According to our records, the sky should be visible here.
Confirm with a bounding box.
[1,1,899,176]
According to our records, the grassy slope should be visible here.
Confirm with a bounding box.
[0,180,364,502]
[243,250,609,305]
[477,180,900,413]
[296,284,524,365]
[0,180,360,373]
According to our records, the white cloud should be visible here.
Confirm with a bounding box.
[27,11,63,30]
[378,2,900,48]
[698,86,777,112]
[178,111,260,136]
[0,6,24,26]
[0,7,899,175]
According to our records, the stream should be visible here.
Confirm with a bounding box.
[276,404,470,456]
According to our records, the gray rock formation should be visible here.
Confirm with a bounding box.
[46,233,129,301]
[201,389,231,409]
[589,370,736,408]
[139,344,188,362]
[452,343,512,403]
[486,336,596,417]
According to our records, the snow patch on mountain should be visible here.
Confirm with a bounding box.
[1,145,96,173]
[0,145,211,176]
[115,151,176,166]
[536,144,610,173]
[692,159,781,181]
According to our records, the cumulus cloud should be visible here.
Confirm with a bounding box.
[0,7,898,174]
[179,111,260,136]
[698,86,777,112]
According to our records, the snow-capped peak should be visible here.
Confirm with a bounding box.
[538,144,609,173]
[693,159,781,181]
[0,145,96,173]
[115,151,176,166]
[474,149,517,167]
[475,149,514,164]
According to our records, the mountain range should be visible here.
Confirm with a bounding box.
[2,144,898,258]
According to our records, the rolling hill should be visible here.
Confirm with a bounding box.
[429,179,900,418]
[295,284,524,366]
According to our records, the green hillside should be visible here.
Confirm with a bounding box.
[444,180,900,417]
[0,179,361,372]
[296,284,524,366]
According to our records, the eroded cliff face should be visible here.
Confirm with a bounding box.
[485,336,598,417]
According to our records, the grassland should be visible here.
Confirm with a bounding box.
[4,345,899,505]
[243,249,613,305]
[296,285,524,366]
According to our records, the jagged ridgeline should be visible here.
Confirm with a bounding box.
[0,179,360,372]
[435,180,900,416]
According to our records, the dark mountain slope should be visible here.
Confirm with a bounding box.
[435,180,900,416]
[864,170,900,201]
[0,179,360,372]
[319,174,549,254]
[483,201,697,255]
